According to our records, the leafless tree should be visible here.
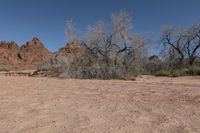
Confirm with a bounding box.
[65,20,80,43]
[161,26,185,65]
[85,21,110,55]
[80,10,147,78]
[111,10,133,53]
[161,24,200,66]
[183,24,200,65]
[42,10,149,79]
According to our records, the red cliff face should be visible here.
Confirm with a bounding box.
[18,37,50,69]
[0,38,50,70]
[0,41,20,68]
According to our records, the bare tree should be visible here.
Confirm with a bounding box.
[81,10,147,77]
[44,10,149,79]
[111,10,133,53]
[161,24,200,66]
[65,20,79,43]
[183,24,200,65]
[85,21,109,54]
[161,26,185,66]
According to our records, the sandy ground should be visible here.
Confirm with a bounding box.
[0,75,200,133]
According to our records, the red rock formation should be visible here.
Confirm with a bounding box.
[18,37,50,69]
[0,41,20,69]
[0,39,94,71]
[58,40,89,56]
[0,38,50,70]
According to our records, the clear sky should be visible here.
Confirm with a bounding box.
[0,0,200,54]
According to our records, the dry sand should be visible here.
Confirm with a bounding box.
[0,75,200,133]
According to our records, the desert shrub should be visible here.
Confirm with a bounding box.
[67,64,138,80]
[63,50,140,80]
[170,69,187,77]
[153,67,200,77]
[154,70,171,77]
[185,67,200,75]
[154,69,182,77]
[145,62,163,75]
[0,66,10,72]
[37,64,51,72]
[170,68,200,76]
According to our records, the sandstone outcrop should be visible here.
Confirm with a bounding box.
[0,38,50,70]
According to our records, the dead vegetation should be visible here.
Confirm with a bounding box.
[37,11,148,79]
[36,11,200,80]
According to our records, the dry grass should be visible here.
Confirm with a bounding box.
[0,75,200,133]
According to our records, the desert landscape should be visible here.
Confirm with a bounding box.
[1,1,200,133]
[0,75,200,133]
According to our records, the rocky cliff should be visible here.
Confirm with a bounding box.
[0,38,50,70]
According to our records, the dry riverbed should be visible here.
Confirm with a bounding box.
[0,75,200,133]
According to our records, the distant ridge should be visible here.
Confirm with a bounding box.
[0,38,50,70]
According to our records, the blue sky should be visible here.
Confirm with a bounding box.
[0,0,200,54]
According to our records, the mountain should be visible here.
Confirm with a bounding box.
[0,38,50,70]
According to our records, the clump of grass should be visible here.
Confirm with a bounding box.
[0,67,10,72]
